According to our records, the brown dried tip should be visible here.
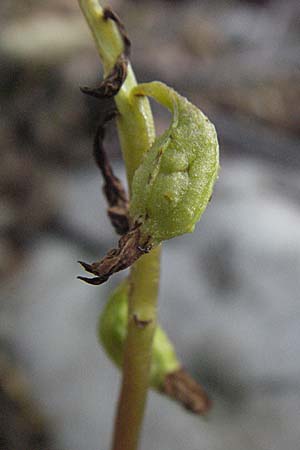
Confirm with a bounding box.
[162,368,212,415]
[78,226,152,285]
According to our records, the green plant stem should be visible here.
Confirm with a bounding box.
[112,246,161,450]
[78,2,160,450]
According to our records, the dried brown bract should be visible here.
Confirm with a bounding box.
[93,111,129,235]
[162,368,212,415]
[80,7,130,99]
[78,225,151,285]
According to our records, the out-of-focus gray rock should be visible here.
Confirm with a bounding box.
[1,158,300,450]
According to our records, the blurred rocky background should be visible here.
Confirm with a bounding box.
[0,0,300,449]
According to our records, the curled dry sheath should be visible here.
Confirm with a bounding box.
[80,7,131,99]
[92,111,129,235]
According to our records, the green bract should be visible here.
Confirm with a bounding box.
[99,280,180,389]
[130,81,219,245]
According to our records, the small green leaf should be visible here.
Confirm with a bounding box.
[99,280,180,389]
